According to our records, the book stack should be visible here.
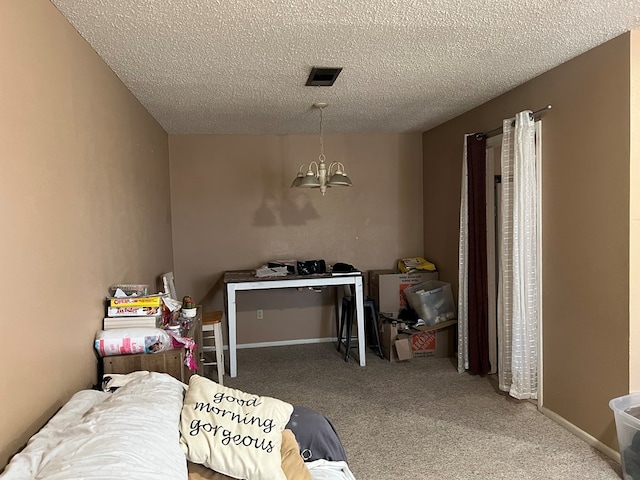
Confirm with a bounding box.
[104,293,165,330]
[254,265,289,278]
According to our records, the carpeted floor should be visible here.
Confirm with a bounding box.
[218,342,622,480]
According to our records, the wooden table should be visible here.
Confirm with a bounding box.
[224,270,366,377]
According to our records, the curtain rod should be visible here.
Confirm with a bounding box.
[480,105,552,139]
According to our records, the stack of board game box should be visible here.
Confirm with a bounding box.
[103,294,165,329]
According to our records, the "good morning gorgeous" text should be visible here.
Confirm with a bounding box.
[188,419,276,453]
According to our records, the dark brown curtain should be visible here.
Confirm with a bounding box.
[467,135,490,376]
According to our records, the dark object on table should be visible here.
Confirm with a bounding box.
[296,260,327,275]
[331,262,357,273]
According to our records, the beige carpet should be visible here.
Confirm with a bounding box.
[218,342,622,480]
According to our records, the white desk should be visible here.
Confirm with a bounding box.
[223,270,366,377]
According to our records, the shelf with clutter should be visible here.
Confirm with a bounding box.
[95,283,203,382]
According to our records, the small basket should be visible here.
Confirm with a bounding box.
[109,284,149,297]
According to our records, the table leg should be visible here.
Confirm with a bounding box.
[227,285,237,377]
[354,276,366,367]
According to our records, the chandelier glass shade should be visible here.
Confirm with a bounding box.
[291,103,352,195]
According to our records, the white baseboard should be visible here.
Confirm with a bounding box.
[236,337,337,350]
[539,406,620,463]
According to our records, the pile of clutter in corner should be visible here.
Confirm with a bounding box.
[372,257,458,362]
[94,283,199,370]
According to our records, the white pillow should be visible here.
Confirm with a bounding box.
[180,375,294,480]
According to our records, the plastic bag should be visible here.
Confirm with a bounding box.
[95,328,172,357]
[397,257,437,273]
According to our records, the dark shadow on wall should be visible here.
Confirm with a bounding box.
[253,193,279,226]
[252,192,319,226]
[198,272,225,312]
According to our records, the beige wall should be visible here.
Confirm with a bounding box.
[0,0,173,467]
[169,133,423,343]
[423,33,634,450]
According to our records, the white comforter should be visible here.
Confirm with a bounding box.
[1,372,188,480]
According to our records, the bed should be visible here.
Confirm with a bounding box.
[1,371,356,480]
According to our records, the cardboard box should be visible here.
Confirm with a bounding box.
[409,329,438,357]
[380,320,406,362]
[379,318,456,362]
[394,334,413,361]
[369,270,439,319]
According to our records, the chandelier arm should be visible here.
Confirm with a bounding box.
[328,161,345,174]
[307,161,319,176]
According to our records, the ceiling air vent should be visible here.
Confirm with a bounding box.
[305,67,343,86]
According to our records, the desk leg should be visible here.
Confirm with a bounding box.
[227,285,238,377]
[354,276,366,367]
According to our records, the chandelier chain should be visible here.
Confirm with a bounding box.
[319,106,325,162]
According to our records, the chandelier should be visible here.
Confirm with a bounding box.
[291,103,352,195]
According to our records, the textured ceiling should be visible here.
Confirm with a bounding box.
[50,0,640,135]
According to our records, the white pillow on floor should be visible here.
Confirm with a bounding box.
[180,375,293,480]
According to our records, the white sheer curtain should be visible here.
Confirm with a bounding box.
[497,118,514,391]
[457,135,470,374]
[498,111,540,400]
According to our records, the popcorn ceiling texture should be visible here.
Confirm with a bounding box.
[51,0,640,134]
